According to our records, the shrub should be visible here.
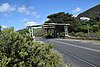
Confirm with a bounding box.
[0,27,65,67]
[74,32,85,37]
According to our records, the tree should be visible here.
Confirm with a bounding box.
[46,12,73,24]
[17,28,29,35]
[0,27,65,67]
[45,12,80,33]
[0,26,1,32]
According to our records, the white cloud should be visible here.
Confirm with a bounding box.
[21,18,29,22]
[73,7,82,13]
[31,11,40,18]
[17,5,40,18]
[25,21,37,26]
[28,6,35,10]
[0,3,16,13]
[17,5,30,15]
[35,15,40,18]
[2,25,7,29]
[0,3,40,18]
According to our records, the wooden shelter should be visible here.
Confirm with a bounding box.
[26,23,70,39]
[42,23,70,38]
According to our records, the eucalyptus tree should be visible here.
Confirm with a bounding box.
[45,12,80,33]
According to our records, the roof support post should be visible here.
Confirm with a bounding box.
[64,25,69,36]
[31,27,35,41]
[28,27,31,36]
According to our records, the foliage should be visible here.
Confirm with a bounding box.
[34,28,45,37]
[44,33,54,38]
[0,27,65,67]
[45,12,80,33]
[74,32,86,37]
[95,31,100,38]
[46,12,73,24]
[0,26,1,32]
[60,32,65,37]
[17,28,29,35]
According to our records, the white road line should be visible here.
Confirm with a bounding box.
[50,40,100,53]
[57,47,98,67]
[58,39,100,45]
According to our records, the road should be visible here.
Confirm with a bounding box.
[36,37,100,67]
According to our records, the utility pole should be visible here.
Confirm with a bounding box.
[87,24,90,37]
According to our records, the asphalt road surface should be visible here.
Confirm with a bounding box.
[36,37,100,67]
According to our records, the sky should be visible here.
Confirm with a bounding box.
[0,0,100,30]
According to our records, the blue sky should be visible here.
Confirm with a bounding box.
[0,0,100,30]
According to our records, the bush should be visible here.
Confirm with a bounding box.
[60,32,65,37]
[74,32,86,37]
[0,27,65,67]
[44,33,54,38]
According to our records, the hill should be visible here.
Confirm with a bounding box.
[77,4,100,21]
